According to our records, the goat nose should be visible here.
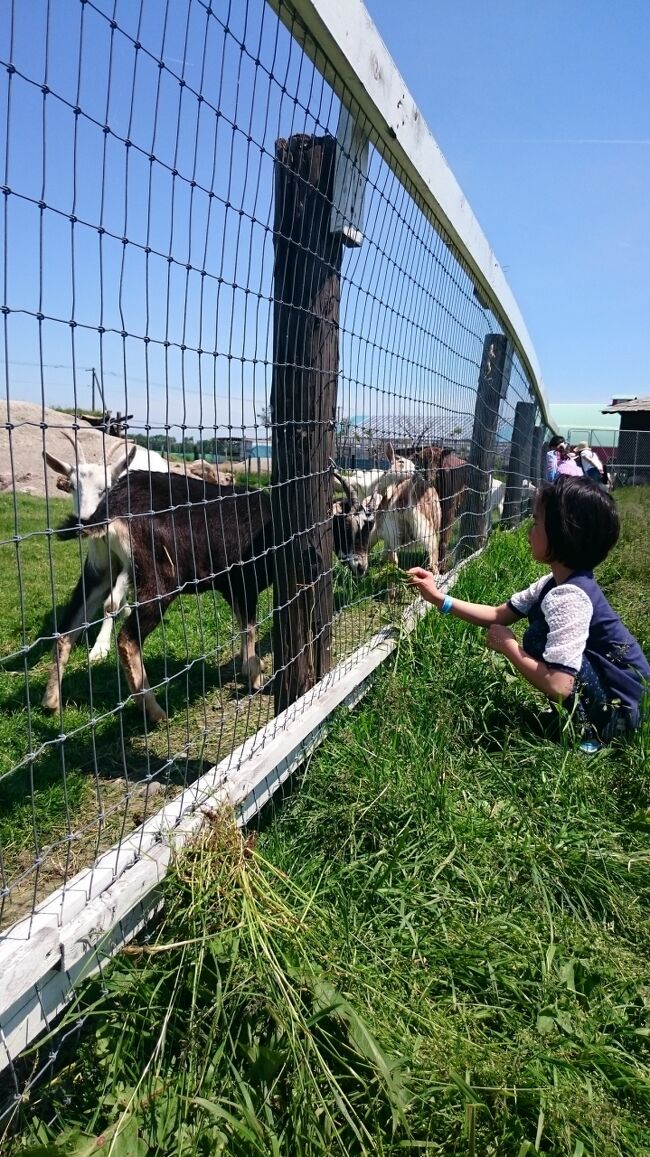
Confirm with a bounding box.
[355,561,367,577]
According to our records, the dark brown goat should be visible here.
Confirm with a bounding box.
[43,472,379,722]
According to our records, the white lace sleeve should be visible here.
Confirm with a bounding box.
[540,584,593,673]
[509,574,553,616]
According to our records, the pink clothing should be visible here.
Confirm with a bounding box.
[556,458,582,477]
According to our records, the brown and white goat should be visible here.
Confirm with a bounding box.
[371,472,442,573]
[43,471,379,722]
[404,445,467,571]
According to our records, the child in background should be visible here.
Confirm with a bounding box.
[408,477,649,748]
[544,434,566,481]
[555,445,583,477]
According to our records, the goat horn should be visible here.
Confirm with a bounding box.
[59,429,86,463]
[332,471,357,506]
[106,438,127,463]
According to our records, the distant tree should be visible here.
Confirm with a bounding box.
[257,405,273,430]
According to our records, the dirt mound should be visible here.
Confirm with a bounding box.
[0,401,136,498]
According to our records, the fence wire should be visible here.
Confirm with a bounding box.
[1,0,551,1114]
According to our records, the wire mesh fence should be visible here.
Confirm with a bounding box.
[0,0,552,1108]
[612,430,650,485]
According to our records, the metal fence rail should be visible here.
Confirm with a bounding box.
[0,0,551,1111]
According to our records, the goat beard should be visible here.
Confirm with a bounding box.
[56,513,85,540]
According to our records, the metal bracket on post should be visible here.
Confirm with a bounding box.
[330,105,368,247]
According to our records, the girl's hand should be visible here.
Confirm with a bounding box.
[485,624,517,654]
[406,567,443,605]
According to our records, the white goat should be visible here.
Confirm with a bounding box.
[489,477,506,519]
[489,476,536,520]
[43,433,169,666]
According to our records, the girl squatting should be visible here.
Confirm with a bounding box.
[408,476,650,748]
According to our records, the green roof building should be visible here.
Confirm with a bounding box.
[549,402,621,451]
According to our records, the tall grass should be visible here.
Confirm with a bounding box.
[5,491,650,1155]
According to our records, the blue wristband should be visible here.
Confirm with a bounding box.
[439,594,453,615]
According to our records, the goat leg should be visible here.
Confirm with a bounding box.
[88,567,132,663]
[117,627,167,724]
[233,600,262,691]
[42,564,110,711]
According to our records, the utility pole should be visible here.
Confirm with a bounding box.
[89,367,106,414]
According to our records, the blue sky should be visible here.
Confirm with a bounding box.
[2,0,643,439]
[365,0,650,407]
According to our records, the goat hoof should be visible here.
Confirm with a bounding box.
[88,644,110,664]
[242,658,263,692]
[42,690,60,712]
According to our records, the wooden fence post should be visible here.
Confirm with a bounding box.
[529,422,544,487]
[502,401,536,524]
[271,134,343,714]
[460,333,512,556]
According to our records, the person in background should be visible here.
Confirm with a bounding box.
[573,441,608,487]
[544,435,566,482]
[555,443,583,477]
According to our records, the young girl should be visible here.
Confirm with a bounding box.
[407,476,649,746]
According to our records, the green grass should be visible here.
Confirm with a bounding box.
[5,489,650,1155]
[0,493,401,926]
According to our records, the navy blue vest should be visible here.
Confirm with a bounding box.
[525,571,650,725]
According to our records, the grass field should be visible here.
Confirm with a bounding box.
[5,489,649,1155]
[0,491,398,927]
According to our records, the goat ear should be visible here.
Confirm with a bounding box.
[44,450,72,477]
[332,499,347,516]
[110,442,138,481]
[385,441,396,462]
[364,491,383,514]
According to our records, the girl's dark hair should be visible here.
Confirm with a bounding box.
[537,476,619,570]
[548,435,565,450]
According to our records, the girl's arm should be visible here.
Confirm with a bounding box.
[486,625,575,700]
[407,567,520,627]
[407,569,576,702]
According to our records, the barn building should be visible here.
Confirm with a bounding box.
[601,396,650,482]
